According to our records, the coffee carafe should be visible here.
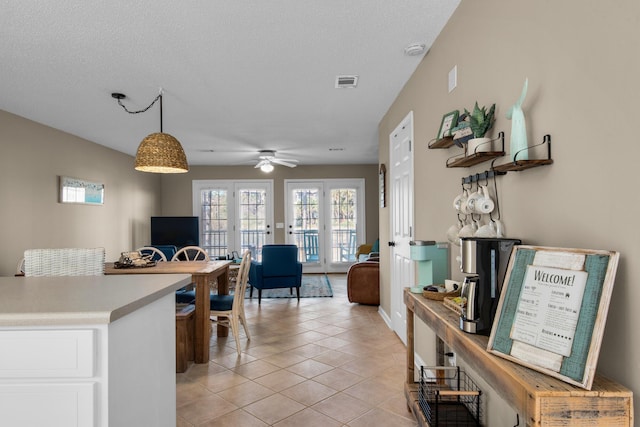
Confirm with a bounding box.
[459,237,521,335]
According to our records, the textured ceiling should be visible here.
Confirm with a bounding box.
[0,0,460,167]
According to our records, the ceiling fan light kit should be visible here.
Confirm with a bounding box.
[253,150,298,172]
[111,90,189,174]
[259,162,274,173]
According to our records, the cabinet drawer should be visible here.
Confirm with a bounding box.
[0,382,95,427]
[0,330,94,378]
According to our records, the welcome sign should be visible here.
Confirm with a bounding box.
[488,245,619,390]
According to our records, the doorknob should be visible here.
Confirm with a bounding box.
[388,241,396,246]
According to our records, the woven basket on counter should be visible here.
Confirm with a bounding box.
[422,287,461,301]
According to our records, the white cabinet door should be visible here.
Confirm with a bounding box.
[0,382,95,427]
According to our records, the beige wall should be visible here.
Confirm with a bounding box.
[0,110,161,276]
[159,164,379,244]
[379,0,639,417]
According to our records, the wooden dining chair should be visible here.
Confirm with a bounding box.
[137,246,168,262]
[172,246,210,304]
[23,248,105,276]
[210,250,252,355]
[171,246,210,261]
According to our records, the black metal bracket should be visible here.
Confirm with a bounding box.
[461,169,506,185]
[513,134,552,162]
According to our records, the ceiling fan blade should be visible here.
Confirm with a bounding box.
[271,158,297,168]
[254,159,270,168]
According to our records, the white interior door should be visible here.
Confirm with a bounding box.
[390,111,414,344]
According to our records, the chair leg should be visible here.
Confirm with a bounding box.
[250,286,253,299]
[231,315,241,356]
[239,312,251,341]
[238,306,250,340]
[258,289,262,305]
[296,286,300,301]
[289,287,293,295]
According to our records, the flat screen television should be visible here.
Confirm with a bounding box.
[150,216,199,248]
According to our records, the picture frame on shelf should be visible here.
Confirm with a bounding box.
[437,110,459,139]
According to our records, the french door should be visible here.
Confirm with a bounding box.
[285,179,365,273]
[192,180,273,261]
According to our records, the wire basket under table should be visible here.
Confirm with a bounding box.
[419,366,482,426]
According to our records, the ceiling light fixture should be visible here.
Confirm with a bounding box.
[260,162,274,173]
[111,90,189,173]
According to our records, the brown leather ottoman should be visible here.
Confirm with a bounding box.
[347,261,380,305]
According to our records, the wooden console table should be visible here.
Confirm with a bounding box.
[404,289,633,426]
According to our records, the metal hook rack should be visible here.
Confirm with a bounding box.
[461,169,506,185]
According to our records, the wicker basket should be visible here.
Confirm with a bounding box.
[423,288,461,301]
[443,296,466,316]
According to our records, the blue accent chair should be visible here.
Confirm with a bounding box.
[249,244,303,304]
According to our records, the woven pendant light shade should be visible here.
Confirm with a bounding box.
[134,132,189,173]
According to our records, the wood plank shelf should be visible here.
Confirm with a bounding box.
[428,136,455,149]
[446,151,505,168]
[404,289,633,426]
[492,158,554,172]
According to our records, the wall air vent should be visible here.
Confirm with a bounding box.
[335,75,359,88]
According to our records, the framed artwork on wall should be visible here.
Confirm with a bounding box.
[59,176,104,205]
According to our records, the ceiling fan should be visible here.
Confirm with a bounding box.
[254,150,298,172]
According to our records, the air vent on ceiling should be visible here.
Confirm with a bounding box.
[335,75,358,88]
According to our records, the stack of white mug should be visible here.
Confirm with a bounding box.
[447,185,504,245]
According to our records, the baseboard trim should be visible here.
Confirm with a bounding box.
[378,306,392,329]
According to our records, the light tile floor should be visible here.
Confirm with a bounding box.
[176,274,418,427]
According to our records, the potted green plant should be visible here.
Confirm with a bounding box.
[465,102,496,154]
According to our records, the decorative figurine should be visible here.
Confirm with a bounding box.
[506,78,528,162]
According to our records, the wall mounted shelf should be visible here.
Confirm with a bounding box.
[492,134,553,172]
[446,132,505,168]
[428,136,455,149]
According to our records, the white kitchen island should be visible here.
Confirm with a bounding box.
[0,274,192,427]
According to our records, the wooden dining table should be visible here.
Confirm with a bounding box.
[105,260,230,363]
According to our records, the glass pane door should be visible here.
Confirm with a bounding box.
[193,180,273,261]
[329,187,358,263]
[286,179,365,273]
[199,188,229,260]
[287,184,322,268]
[237,184,272,261]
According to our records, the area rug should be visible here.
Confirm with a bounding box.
[247,274,333,299]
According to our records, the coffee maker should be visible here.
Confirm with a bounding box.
[409,240,448,287]
[459,237,521,335]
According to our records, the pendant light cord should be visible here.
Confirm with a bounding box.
[114,90,163,132]
[115,93,161,115]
